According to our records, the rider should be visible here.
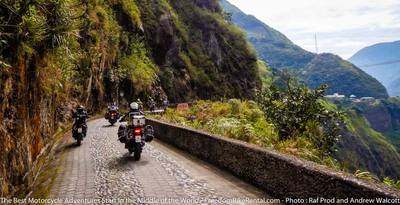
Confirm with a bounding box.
[118,102,144,141]
[137,99,143,111]
[148,97,156,112]
[108,102,118,111]
[163,98,169,109]
[73,105,88,136]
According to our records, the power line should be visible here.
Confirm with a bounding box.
[314,33,318,54]
[359,59,400,67]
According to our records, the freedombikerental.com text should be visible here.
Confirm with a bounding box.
[1,197,400,204]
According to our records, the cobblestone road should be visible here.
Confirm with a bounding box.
[48,119,278,205]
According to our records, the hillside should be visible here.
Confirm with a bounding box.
[298,54,388,98]
[349,41,400,96]
[220,0,388,99]
[389,79,400,96]
[330,98,400,179]
[337,110,400,179]
[0,0,259,196]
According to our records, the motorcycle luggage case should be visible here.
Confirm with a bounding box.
[144,125,154,142]
[132,115,145,126]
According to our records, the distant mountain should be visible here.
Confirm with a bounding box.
[349,41,400,96]
[389,79,400,96]
[220,0,313,70]
[220,0,388,99]
[298,54,388,98]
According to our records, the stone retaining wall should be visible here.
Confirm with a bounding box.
[147,119,400,200]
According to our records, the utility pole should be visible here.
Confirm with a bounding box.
[315,33,319,54]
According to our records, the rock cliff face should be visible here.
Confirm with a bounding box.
[137,0,260,101]
[336,110,400,179]
[333,99,400,179]
[0,0,259,196]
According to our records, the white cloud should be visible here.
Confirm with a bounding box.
[227,0,400,58]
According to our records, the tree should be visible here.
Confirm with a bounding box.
[256,73,342,157]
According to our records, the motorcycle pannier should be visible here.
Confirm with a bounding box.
[144,125,154,142]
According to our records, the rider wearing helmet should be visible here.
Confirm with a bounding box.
[73,105,88,135]
[107,102,119,113]
[118,102,144,141]
[130,102,140,112]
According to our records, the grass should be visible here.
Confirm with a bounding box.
[29,154,64,202]
[154,100,400,190]
[27,114,103,202]
[153,100,338,167]
[28,126,71,203]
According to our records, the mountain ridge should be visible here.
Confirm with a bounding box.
[220,0,388,99]
[220,0,400,179]
[349,40,400,96]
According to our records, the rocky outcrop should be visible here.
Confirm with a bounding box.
[137,0,260,101]
[0,52,76,196]
[0,0,259,197]
[363,103,393,133]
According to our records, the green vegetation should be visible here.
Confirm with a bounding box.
[257,75,342,158]
[0,0,260,196]
[383,177,400,189]
[154,98,339,167]
[157,100,279,147]
[332,100,400,180]
[117,37,159,93]
[354,170,400,190]
[220,0,389,99]
[298,54,388,99]
[154,97,400,189]
[136,0,260,101]
[1,0,399,197]
[257,60,273,89]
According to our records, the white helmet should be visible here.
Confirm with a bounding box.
[130,102,139,110]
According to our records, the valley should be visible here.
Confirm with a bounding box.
[1,0,399,200]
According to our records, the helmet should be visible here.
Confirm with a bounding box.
[77,105,85,112]
[130,102,139,110]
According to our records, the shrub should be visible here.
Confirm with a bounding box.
[256,73,342,158]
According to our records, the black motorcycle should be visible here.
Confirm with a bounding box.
[118,113,154,160]
[105,109,120,125]
[72,120,87,146]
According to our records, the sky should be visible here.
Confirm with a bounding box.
[228,0,400,59]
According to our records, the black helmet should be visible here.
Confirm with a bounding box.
[77,105,85,112]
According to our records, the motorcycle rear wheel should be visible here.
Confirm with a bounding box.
[133,150,141,161]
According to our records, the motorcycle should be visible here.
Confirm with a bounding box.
[118,113,154,160]
[72,121,87,146]
[105,109,120,125]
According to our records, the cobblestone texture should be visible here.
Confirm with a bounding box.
[49,119,274,205]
